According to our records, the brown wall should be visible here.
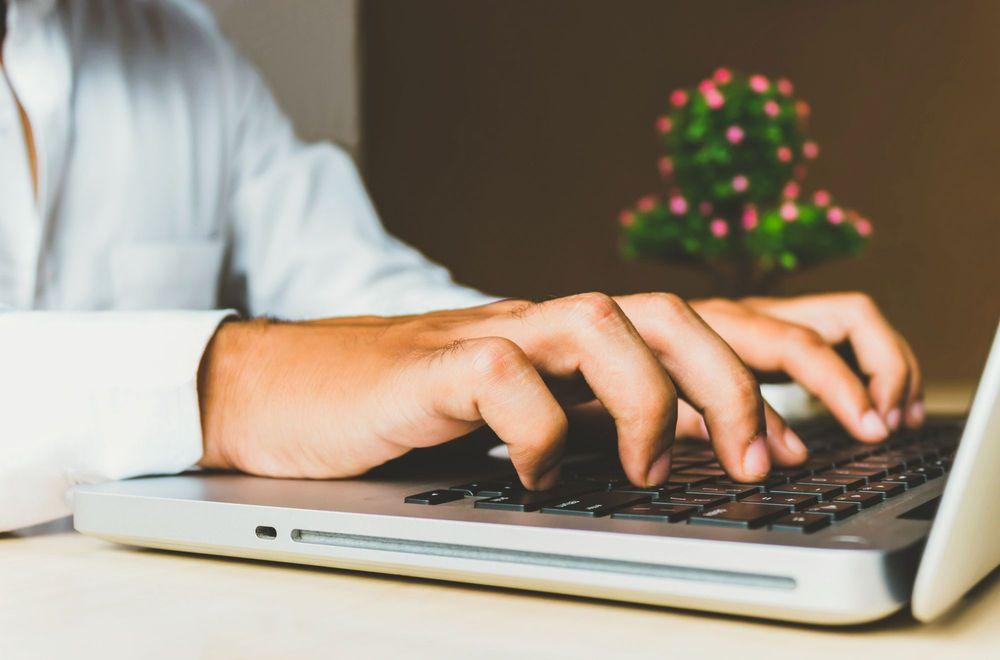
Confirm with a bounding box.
[362,0,1000,381]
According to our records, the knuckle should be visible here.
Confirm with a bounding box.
[844,291,877,313]
[647,291,691,320]
[567,292,622,327]
[467,337,525,380]
[787,325,827,350]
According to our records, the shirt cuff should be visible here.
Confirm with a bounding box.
[0,310,234,529]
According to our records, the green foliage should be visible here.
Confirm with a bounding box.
[619,69,871,293]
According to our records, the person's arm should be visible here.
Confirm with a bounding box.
[0,310,231,531]
[220,43,494,319]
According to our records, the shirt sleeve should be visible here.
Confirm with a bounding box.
[219,36,499,319]
[0,310,232,531]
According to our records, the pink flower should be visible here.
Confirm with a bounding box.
[782,181,800,199]
[657,156,674,177]
[698,79,716,94]
[704,88,725,109]
[713,67,733,84]
[725,125,745,144]
[827,207,845,224]
[731,174,749,192]
[638,195,658,212]
[742,206,758,230]
[670,89,688,107]
[780,201,799,221]
[855,218,873,236]
[776,146,793,162]
[618,210,636,227]
[764,100,780,118]
[776,78,794,96]
[802,141,819,159]
[813,189,831,206]
[749,74,769,93]
[669,195,688,215]
[698,201,714,216]
[710,218,729,238]
[655,116,673,134]
[796,100,811,118]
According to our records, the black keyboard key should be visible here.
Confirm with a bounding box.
[675,467,728,477]
[612,484,685,500]
[405,490,466,505]
[663,493,731,510]
[768,469,809,482]
[800,475,866,490]
[825,467,887,481]
[741,492,817,510]
[833,491,884,509]
[881,472,927,488]
[769,513,831,533]
[475,484,598,512]
[611,503,699,522]
[806,501,860,520]
[715,476,787,489]
[929,458,952,471]
[689,503,787,529]
[687,484,759,499]
[770,483,845,500]
[542,491,649,517]
[844,460,905,474]
[448,481,520,497]
[860,481,906,498]
[908,466,944,480]
[665,474,715,488]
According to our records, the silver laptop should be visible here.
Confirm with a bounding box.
[73,324,1000,625]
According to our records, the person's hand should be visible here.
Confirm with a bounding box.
[198,293,781,490]
[688,292,923,444]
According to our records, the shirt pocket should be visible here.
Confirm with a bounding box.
[109,239,225,310]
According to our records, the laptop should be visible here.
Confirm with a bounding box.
[73,323,1000,625]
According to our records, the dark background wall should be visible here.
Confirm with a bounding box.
[362,0,1000,381]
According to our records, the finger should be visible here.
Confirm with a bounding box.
[678,397,806,466]
[745,293,912,430]
[899,335,925,427]
[615,293,770,482]
[430,337,569,489]
[676,400,709,440]
[699,302,889,443]
[761,401,808,467]
[495,293,678,487]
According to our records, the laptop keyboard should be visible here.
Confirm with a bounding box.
[404,421,960,533]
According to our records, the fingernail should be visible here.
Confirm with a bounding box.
[646,451,672,486]
[782,428,808,457]
[860,410,889,440]
[742,435,770,479]
[907,401,926,426]
[885,408,902,432]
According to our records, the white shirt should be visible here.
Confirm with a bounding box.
[0,0,494,531]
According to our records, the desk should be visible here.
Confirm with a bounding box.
[2,384,996,659]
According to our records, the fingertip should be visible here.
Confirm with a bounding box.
[532,463,562,490]
[858,409,890,442]
[780,427,809,464]
[885,407,902,432]
[645,450,672,486]
[906,400,926,428]
[740,435,770,481]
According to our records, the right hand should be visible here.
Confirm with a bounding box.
[197,293,777,490]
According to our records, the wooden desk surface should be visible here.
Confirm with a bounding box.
[2,384,996,659]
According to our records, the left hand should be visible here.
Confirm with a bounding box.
[687,292,923,443]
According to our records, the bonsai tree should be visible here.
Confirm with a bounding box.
[619,68,872,296]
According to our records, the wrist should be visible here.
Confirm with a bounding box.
[197,317,270,470]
